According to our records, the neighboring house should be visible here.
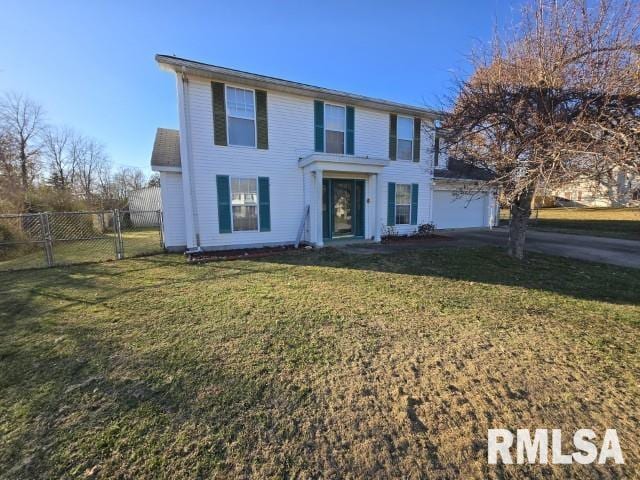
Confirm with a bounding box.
[127,186,162,226]
[539,170,640,207]
[151,55,497,252]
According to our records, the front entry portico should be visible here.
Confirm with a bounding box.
[299,153,389,247]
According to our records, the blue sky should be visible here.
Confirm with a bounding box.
[0,1,520,175]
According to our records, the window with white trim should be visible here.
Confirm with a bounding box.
[325,104,345,154]
[395,184,411,224]
[231,177,258,231]
[397,116,413,160]
[226,87,256,147]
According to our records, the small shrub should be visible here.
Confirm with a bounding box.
[414,222,436,237]
[0,218,41,260]
[381,225,399,239]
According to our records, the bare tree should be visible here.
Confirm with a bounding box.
[0,93,44,191]
[43,126,74,189]
[112,167,146,199]
[444,0,640,258]
[147,172,160,188]
[77,139,108,203]
[0,131,17,181]
[0,131,24,212]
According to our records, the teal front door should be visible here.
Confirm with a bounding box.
[323,179,365,240]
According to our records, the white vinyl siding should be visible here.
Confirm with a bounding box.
[226,86,256,147]
[172,77,435,249]
[158,172,186,248]
[395,183,411,224]
[397,116,413,160]
[325,104,345,154]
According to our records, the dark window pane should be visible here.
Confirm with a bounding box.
[228,117,256,147]
[325,130,344,154]
[397,139,412,160]
[232,206,258,231]
[395,205,410,225]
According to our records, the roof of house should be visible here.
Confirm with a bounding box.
[150,128,181,169]
[434,158,495,182]
[156,54,445,120]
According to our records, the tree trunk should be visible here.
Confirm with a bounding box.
[507,187,535,259]
[19,147,28,190]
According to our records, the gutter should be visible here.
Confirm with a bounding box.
[157,54,446,120]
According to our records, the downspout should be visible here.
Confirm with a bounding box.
[428,120,437,225]
[178,67,202,252]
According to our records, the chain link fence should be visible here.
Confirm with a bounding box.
[0,210,164,272]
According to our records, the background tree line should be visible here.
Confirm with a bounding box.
[0,92,159,214]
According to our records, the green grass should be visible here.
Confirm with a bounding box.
[0,228,163,271]
[1,247,639,478]
[501,207,640,239]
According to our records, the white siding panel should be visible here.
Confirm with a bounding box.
[378,116,433,235]
[159,172,186,248]
[173,76,435,248]
[184,79,311,248]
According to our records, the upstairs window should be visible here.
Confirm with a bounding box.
[397,116,413,160]
[231,177,258,231]
[395,184,411,224]
[325,104,345,154]
[226,86,256,147]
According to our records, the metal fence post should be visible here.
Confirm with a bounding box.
[157,210,164,248]
[39,212,54,267]
[113,209,124,260]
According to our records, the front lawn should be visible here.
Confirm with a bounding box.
[1,247,639,478]
[502,207,640,239]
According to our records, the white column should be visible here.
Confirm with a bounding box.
[313,169,324,247]
[374,172,383,242]
[176,74,198,249]
[364,175,371,240]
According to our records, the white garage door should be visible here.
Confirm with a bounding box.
[433,190,487,229]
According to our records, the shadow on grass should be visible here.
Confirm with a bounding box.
[0,310,303,478]
[1,245,640,318]
[0,255,294,321]
[529,218,640,238]
[1,247,639,477]
[255,245,640,307]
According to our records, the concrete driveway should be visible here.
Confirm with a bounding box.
[446,227,640,269]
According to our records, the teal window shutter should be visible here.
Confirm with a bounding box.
[434,132,440,167]
[216,175,231,233]
[387,182,396,226]
[314,100,324,152]
[255,90,268,149]
[346,106,355,155]
[410,183,419,225]
[389,114,397,160]
[413,117,421,162]
[258,177,271,232]
[211,83,227,146]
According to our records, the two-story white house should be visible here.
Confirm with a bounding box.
[151,55,497,252]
